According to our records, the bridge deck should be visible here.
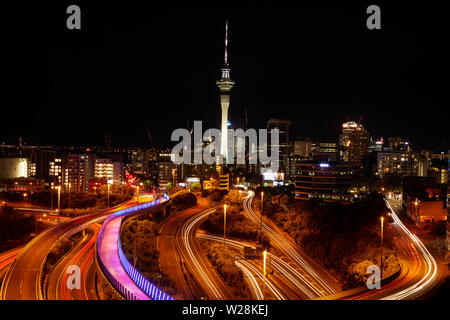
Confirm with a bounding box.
[97,214,150,300]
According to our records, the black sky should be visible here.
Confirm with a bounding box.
[2,2,448,151]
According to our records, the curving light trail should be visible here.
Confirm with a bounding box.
[0,248,22,280]
[237,259,285,300]
[381,201,438,300]
[234,259,264,300]
[243,191,336,296]
[198,233,318,299]
[178,209,225,300]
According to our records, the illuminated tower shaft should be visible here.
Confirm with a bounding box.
[216,20,235,160]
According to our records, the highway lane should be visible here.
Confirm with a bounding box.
[324,198,441,300]
[352,199,438,300]
[46,223,101,300]
[0,247,23,284]
[0,201,135,300]
[198,233,309,300]
[158,198,233,300]
[235,259,263,299]
[242,191,341,297]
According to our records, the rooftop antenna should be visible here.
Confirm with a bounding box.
[224,19,229,67]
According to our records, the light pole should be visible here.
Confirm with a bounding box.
[414,199,420,223]
[134,212,137,268]
[51,185,53,211]
[68,183,71,209]
[260,191,264,230]
[134,186,139,268]
[380,216,384,286]
[57,186,61,242]
[263,250,267,300]
[223,204,227,249]
[107,183,110,207]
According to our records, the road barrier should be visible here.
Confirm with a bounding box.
[96,193,174,300]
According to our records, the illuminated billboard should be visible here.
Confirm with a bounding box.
[262,170,284,181]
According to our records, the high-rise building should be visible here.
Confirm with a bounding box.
[94,158,124,182]
[386,137,410,152]
[267,118,293,174]
[377,151,414,178]
[0,158,28,179]
[64,154,96,192]
[28,149,56,184]
[339,121,370,168]
[368,137,384,153]
[49,157,63,189]
[295,160,353,202]
[216,20,235,161]
[311,138,339,162]
[293,137,312,158]
[156,161,172,190]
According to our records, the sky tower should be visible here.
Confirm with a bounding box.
[216,20,235,161]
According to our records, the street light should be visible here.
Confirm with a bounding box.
[107,183,110,207]
[263,250,267,300]
[260,191,264,230]
[223,204,227,249]
[380,216,384,286]
[57,186,61,242]
[68,183,71,209]
[414,199,420,223]
[136,186,140,203]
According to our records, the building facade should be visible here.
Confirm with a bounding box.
[295,160,353,201]
[377,151,414,178]
[0,158,28,179]
[267,118,293,174]
[339,121,370,169]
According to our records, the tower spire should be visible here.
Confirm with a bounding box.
[224,19,229,67]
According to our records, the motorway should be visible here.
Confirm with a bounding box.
[46,223,101,300]
[342,199,441,300]
[319,198,444,300]
[158,197,234,300]
[2,192,445,301]
[242,191,341,298]
[0,247,23,284]
[0,201,135,300]
[198,233,316,300]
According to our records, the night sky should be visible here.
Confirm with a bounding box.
[2,2,448,151]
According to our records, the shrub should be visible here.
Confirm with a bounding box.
[206,243,250,299]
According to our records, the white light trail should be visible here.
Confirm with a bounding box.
[242,192,335,296]
[235,259,263,300]
[381,201,438,300]
[179,209,224,300]
[197,233,317,298]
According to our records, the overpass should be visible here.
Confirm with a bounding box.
[96,193,174,300]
